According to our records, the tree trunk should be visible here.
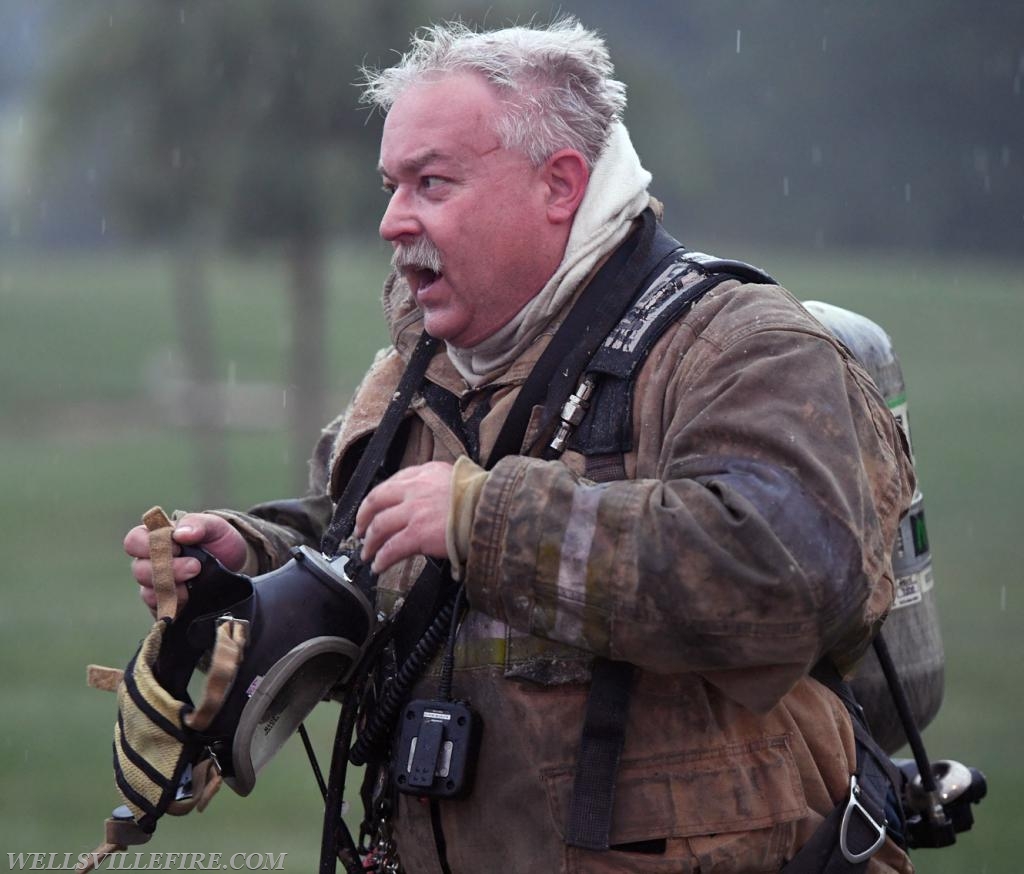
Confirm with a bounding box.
[170,233,229,507]
[285,233,329,494]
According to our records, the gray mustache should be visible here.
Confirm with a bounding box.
[391,237,443,274]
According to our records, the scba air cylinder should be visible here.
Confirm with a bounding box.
[803,301,944,754]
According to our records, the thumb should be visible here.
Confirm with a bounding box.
[171,513,215,545]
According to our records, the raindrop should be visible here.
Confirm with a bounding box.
[782,176,790,197]
[1001,585,1007,612]
[811,145,823,166]
[973,148,989,174]
[282,389,288,408]
[736,30,742,54]
[100,218,107,235]
[87,167,97,184]
[180,8,186,24]
[228,361,237,386]
[108,15,114,28]
[1002,146,1011,167]
[171,147,182,169]
[821,36,828,53]
[904,183,912,204]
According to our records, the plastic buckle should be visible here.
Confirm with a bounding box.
[840,775,887,863]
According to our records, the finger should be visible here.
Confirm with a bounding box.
[124,525,153,560]
[369,525,423,575]
[361,503,409,563]
[139,583,157,612]
[139,582,189,617]
[365,504,450,573]
[170,513,249,572]
[355,480,405,537]
[171,513,214,545]
[132,556,202,588]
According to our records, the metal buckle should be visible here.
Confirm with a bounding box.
[840,775,887,863]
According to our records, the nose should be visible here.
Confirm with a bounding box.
[379,188,421,242]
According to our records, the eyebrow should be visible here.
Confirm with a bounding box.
[377,149,454,179]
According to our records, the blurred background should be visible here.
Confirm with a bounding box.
[1,1,1021,870]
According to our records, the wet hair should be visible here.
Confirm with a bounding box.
[360,17,627,168]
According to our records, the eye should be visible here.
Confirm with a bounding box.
[421,175,446,192]
[381,180,396,198]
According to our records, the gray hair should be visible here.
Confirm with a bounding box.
[360,17,627,168]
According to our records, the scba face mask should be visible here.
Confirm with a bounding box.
[169,540,376,795]
[81,508,375,869]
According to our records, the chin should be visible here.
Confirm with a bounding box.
[421,312,469,345]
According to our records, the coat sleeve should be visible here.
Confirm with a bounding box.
[461,319,916,710]
[205,347,406,572]
[207,427,339,574]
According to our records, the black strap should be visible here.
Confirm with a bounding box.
[326,214,681,864]
[485,209,680,468]
[780,660,904,873]
[321,331,440,557]
[810,659,905,806]
[565,659,635,849]
[563,241,783,851]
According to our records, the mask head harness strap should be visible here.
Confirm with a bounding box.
[78,508,250,873]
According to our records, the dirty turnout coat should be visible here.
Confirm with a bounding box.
[218,231,916,873]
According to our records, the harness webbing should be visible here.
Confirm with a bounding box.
[565,659,636,850]
[488,208,681,467]
[562,238,779,851]
[780,661,906,873]
[321,332,441,559]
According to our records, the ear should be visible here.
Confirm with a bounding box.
[542,149,589,225]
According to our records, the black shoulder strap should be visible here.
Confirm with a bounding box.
[321,331,440,557]
[484,209,681,468]
[565,659,635,850]
[564,245,778,851]
[570,249,776,459]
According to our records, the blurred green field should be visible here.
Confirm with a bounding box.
[1,243,1020,871]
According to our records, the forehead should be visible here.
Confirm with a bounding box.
[378,72,505,174]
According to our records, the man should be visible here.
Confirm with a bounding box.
[125,18,916,873]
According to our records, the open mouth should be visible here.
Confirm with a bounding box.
[392,238,443,297]
[404,267,442,295]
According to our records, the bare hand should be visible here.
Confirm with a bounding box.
[124,512,248,614]
[355,461,454,574]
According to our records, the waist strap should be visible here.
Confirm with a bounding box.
[780,660,906,873]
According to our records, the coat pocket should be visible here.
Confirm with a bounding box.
[541,734,808,873]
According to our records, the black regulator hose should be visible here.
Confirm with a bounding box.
[349,588,460,767]
[319,617,400,874]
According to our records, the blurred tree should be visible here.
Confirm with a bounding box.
[35,4,240,504]
[32,1,420,497]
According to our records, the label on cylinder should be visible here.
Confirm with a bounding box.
[893,566,934,609]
